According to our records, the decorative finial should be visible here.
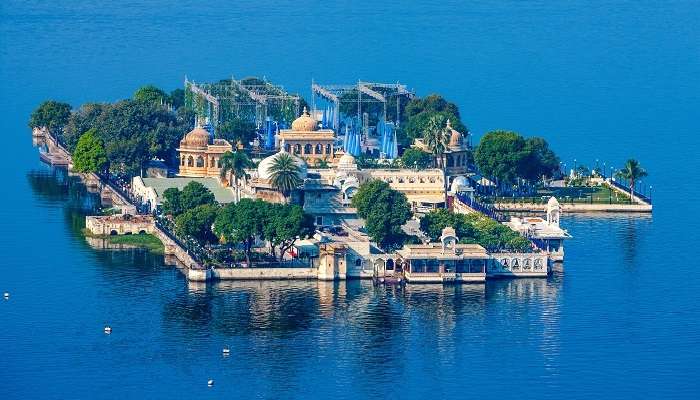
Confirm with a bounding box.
[302,106,309,116]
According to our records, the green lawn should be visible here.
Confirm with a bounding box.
[83,228,165,253]
[107,234,164,253]
[482,184,632,205]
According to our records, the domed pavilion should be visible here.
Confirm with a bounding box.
[177,123,233,178]
[278,107,336,166]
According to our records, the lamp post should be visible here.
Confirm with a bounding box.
[649,185,653,202]
[573,159,577,176]
[603,162,607,179]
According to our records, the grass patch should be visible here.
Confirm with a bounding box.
[107,234,164,253]
[82,229,164,253]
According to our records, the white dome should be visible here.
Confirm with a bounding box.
[257,150,308,181]
[450,176,469,192]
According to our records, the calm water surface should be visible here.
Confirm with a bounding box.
[1,1,699,399]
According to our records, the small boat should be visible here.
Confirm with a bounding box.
[207,379,214,387]
[222,347,230,356]
[3,292,8,299]
[104,326,112,334]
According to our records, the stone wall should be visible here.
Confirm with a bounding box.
[85,215,154,236]
[493,202,652,213]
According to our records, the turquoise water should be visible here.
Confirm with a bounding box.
[1,1,699,398]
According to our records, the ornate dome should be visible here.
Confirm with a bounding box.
[181,126,211,148]
[337,153,357,170]
[447,120,467,150]
[257,149,308,181]
[291,107,318,132]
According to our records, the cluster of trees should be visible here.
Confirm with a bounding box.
[419,209,530,252]
[214,199,315,265]
[402,94,467,145]
[29,85,194,176]
[399,148,434,169]
[351,180,413,249]
[161,182,315,264]
[474,130,559,188]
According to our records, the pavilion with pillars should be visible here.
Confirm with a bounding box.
[278,107,336,166]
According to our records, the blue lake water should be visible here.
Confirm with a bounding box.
[1,1,699,398]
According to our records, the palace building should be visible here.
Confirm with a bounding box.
[278,107,336,166]
[177,124,233,178]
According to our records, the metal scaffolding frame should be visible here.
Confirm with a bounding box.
[185,76,301,129]
[311,80,415,131]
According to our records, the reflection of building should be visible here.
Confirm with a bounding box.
[396,227,489,283]
[279,107,335,166]
[504,197,571,262]
[177,124,233,178]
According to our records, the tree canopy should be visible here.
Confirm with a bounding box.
[29,100,72,134]
[72,129,107,173]
[474,130,559,186]
[133,85,168,105]
[351,180,411,249]
[615,159,648,198]
[269,153,303,199]
[400,148,433,169]
[420,209,530,252]
[161,181,215,216]
[175,204,220,243]
[213,199,314,264]
[402,94,467,141]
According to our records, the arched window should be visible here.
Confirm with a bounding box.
[285,143,291,152]
[304,144,312,154]
[180,156,184,166]
[386,259,394,271]
[196,156,204,168]
[315,144,322,154]
[187,156,194,167]
[210,158,215,168]
[217,159,221,168]
[355,259,362,267]
[294,144,301,154]
[325,144,331,155]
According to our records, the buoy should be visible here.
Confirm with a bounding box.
[104,326,112,334]
[222,347,230,356]
[207,379,214,387]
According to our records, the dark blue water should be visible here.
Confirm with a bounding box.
[1,1,699,398]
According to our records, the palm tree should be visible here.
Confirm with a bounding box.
[269,153,303,202]
[423,115,451,201]
[614,159,648,202]
[220,150,253,201]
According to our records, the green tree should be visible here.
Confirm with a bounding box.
[217,118,256,147]
[400,148,433,169]
[175,204,219,243]
[161,187,182,215]
[614,159,648,201]
[269,153,303,201]
[219,150,253,200]
[29,100,72,136]
[62,103,107,151]
[474,130,529,187]
[133,85,167,105]
[72,129,107,173]
[214,199,266,265]
[262,203,315,260]
[352,180,411,249]
[180,181,216,210]
[169,89,185,109]
[419,209,475,242]
[521,137,560,181]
